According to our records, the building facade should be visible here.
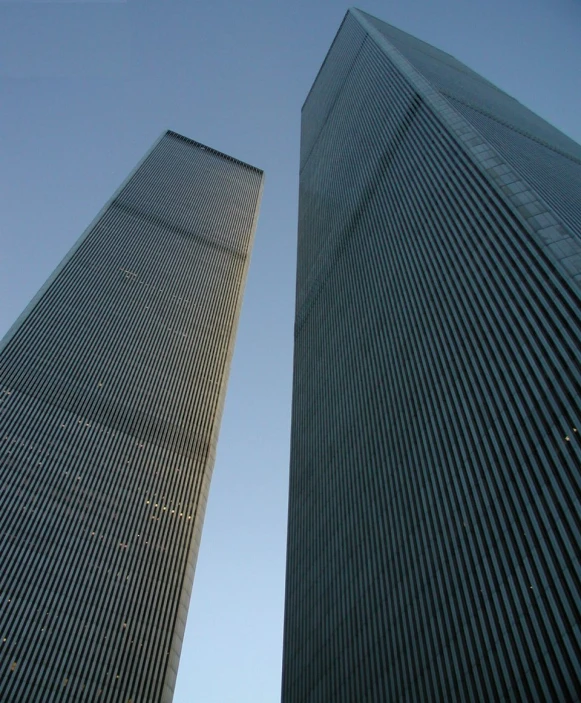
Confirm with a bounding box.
[0,131,263,701]
[283,9,581,702]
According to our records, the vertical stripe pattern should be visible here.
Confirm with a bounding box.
[0,131,263,702]
[283,11,581,703]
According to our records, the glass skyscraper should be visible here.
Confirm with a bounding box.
[0,130,263,701]
[283,9,581,702]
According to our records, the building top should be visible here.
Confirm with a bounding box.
[166,129,264,175]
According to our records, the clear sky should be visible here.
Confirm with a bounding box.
[1,0,580,701]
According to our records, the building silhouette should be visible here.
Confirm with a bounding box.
[0,130,263,701]
[283,9,581,702]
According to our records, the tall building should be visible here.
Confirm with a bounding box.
[0,130,263,701]
[283,8,581,702]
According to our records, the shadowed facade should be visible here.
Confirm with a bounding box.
[283,9,581,702]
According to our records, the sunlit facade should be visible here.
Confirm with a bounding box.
[0,131,263,701]
[283,9,581,701]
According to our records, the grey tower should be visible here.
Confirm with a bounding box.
[0,131,263,701]
[283,8,581,702]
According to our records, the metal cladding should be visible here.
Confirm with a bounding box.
[283,9,581,702]
[0,131,263,701]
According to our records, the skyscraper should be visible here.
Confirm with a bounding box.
[283,8,581,702]
[0,130,263,701]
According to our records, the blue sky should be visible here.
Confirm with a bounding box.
[1,0,580,701]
